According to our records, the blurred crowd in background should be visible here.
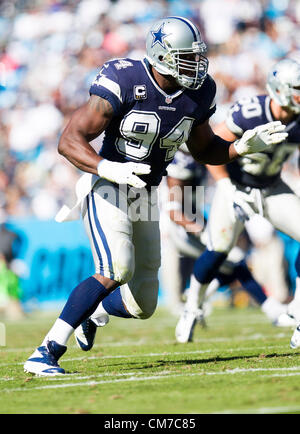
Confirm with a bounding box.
[1,0,300,221]
[0,0,300,315]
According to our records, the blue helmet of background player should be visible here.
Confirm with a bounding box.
[145,16,208,90]
[266,58,300,114]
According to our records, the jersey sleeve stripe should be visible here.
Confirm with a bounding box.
[92,75,123,103]
[225,116,244,137]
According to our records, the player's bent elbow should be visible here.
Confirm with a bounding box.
[57,126,76,157]
[57,135,68,157]
[121,277,159,320]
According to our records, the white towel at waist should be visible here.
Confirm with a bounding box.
[55,173,99,222]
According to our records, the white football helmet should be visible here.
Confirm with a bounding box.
[145,16,208,90]
[266,58,300,114]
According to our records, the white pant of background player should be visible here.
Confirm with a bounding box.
[160,216,245,316]
[208,178,300,251]
[82,179,161,320]
[207,178,300,304]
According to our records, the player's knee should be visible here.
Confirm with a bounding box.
[210,241,232,255]
[122,277,159,319]
[137,297,158,319]
[138,260,160,319]
[209,229,235,253]
[138,276,159,319]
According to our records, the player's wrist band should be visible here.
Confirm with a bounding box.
[233,139,244,156]
[97,159,108,176]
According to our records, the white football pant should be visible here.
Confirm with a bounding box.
[82,179,161,319]
[207,179,300,253]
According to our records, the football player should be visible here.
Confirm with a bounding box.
[177,58,300,343]
[163,148,289,343]
[24,17,287,376]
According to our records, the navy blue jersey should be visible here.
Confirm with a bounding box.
[89,57,216,187]
[225,95,300,188]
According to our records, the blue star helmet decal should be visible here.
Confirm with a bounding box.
[151,24,169,49]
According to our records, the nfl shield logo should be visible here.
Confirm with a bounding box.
[165,96,172,104]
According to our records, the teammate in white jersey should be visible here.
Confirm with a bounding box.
[176,58,300,344]
[24,17,288,376]
[162,148,289,343]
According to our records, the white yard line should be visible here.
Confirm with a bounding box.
[1,364,298,383]
[262,372,300,377]
[4,373,186,392]
[37,366,300,381]
[3,365,300,383]
[4,366,300,393]
[0,343,293,369]
[213,405,300,414]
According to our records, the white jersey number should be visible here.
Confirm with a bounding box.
[116,110,161,160]
[240,144,295,176]
[116,111,194,161]
[234,97,295,176]
[239,96,262,119]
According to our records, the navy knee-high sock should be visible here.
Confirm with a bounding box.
[59,276,111,329]
[194,249,227,283]
[102,288,132,318]
[215,271,237,287]
[233,260,267,305]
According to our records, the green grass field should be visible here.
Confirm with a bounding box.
[1,305,300,415]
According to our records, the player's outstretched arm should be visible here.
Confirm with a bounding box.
[58,95,151,188]
[206,120,238,180]
[58,95,114,174]
[187,120,288,165]
[186,120,238,165]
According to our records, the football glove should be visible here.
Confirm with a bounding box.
[234,121,288,156]
[233,188,264,222]
[97,160,151,188]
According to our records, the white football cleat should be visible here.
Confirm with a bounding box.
[290,324,300,349]
[261,296,289,325]
[274,312,297,328]
[286,298,300,323]
[175,308,203,343]
[24,340,66,376]
[275,298,300,328]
